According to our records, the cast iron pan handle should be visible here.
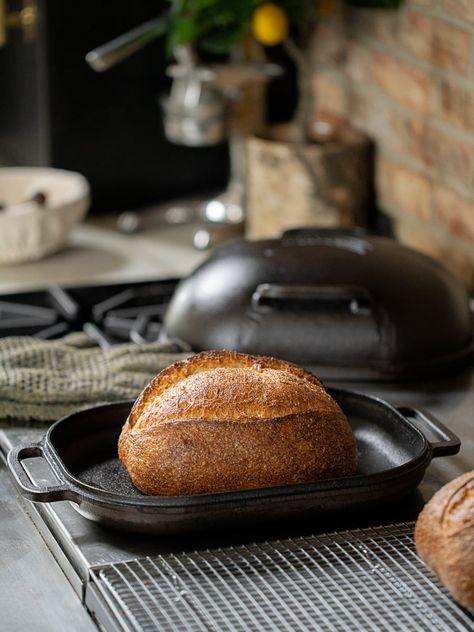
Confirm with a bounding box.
[252,283,372,314]
[397,407,461,458]
[7,444,79,503]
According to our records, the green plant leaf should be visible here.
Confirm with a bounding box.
[199,29,245,54]
[163,0,405,58]
[165,0,260,55]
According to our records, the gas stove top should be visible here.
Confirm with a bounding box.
[0,278,473,631]
[0,278,179,346]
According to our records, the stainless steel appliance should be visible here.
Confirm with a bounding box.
[0,277,473,631]
[85,20,281,233]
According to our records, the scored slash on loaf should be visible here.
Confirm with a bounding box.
[118,350,358,496]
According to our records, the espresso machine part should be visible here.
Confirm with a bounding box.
[85,15,169,72]
[160,47,281,148]
[86,17,281,241]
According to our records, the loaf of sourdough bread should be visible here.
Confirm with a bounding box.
[119,350,358,496]
[415,470,474,610]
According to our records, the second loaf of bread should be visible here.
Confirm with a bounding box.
[415,470,474,610]
[118,350,358,496]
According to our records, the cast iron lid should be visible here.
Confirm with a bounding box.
[164,228,473,380]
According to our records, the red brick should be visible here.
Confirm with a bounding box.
[441,0,474,23]
[394,118,472,185]
[349,8,401,48]
[434,186,474,244]
[440,80,474,132]
[349,89,403,154]
[377,159,433,220]
[402,12,471,74]
[372,53,434,114]
[394,221,443,260]
[394,220,474,285]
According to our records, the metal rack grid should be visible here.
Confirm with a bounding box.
[91,522,474,631]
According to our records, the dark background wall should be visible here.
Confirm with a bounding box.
[0,0,230,213]
[0,1,297,215]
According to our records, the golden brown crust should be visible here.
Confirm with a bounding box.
[125,350,328,428]
[119,350,357,496]
[415,470,474,610]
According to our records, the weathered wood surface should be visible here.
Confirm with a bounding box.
[245,125,373,239]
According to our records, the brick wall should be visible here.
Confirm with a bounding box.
[312,0,474,288]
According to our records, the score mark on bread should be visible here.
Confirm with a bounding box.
[118,350,358,496]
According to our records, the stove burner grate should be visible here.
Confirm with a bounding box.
[0,280,178,347]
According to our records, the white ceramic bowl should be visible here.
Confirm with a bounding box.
[0,167,90,264]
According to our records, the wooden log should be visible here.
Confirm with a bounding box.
[245,123,373,239]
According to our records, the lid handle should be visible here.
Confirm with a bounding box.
[397,407,461,458]
[7,444,78,503]
[251,283,372,315]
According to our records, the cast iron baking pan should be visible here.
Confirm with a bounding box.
[7,390,460,534]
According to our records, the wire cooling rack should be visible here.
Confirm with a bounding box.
[91,522,474,631]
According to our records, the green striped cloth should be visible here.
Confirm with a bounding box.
[0,333,192,422]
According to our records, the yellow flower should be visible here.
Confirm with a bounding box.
[251,3,289,47]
